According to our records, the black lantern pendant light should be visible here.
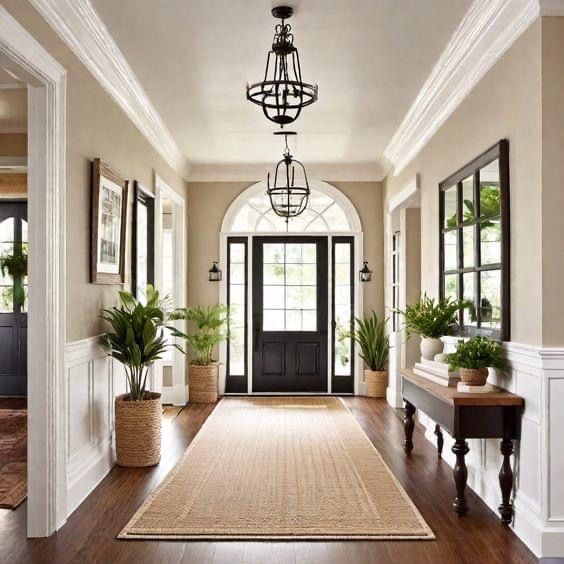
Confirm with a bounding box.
[267,132,310,221]
[246,5,318,127]
[208,261,222,282]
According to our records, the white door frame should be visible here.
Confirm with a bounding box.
[0,7,67,536]
[386,176,420,408]
[219,232,363,396]
[154,174,186,405]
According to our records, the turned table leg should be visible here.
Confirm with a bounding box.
[499,438,515,524]
[403,401,415,454]
[434,424,444,458]
[452,438,470,516]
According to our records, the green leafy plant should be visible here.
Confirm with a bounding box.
[397,294,469,338]
[100,285,172,401]
[447,185,500,228]
[340,311,389,371]
[170,305,229,366]
[0,244,27,306]
[447,336,505,371]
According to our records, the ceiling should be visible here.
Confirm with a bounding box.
[92,0,471,179]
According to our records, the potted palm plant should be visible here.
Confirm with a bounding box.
[397,294,468,360]
[447,336,505,386]
[100,286,172,467]
[170,305,229,403]
[341,311,389,398]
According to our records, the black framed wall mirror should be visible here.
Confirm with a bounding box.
[132,181,155,302]
[439,139,510,341]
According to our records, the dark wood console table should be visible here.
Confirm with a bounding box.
[400,369,524,524]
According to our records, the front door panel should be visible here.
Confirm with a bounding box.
[252,237,328,392]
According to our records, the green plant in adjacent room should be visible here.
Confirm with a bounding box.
[447,336,505,371]
[396,294,469,338]
[340,311,389,371]
[100,285,172,401]
[170,304,230,366]
[0,243,27,306]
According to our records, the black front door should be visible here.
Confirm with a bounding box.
[0,201,27,396]
[252,237,328,393]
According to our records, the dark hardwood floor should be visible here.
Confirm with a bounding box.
[0,398,536,563]
[0,397,26,410]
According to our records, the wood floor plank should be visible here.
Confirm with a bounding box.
[0,398,537,563]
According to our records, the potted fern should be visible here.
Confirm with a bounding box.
[447,336,505,386]
[341,311,389,398]
[0,244,27,306]
[397,294,468,360]
[100,286,172,467]
[170,305,229,403]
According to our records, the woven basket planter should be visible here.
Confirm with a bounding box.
[364,370,388,398]
[189,362,219,403]
[115,392,161,467]
[459,367,489,386]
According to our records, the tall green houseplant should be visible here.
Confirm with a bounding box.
[100,285,171,401]
[170,305,230,365]
[340,311,389,398]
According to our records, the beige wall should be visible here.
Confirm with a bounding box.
[0,133,27,157]
[186,181,384,318]
[540,17,564,346]
[384,21,543,346]
[3,1,187,343]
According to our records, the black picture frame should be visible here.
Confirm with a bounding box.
[132,181,155,299]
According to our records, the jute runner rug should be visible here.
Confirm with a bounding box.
[119,397,434,540]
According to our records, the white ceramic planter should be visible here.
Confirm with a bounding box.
[420,337,444,361]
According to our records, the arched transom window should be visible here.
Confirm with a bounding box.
[226,182,359,233]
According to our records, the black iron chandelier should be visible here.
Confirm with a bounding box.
[246,5,318,127]
[267,132,310,221]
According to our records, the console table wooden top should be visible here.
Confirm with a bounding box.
[400,369,524,407]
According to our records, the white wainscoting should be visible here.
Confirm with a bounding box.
[64,336,127,516]
[412,337,564,558]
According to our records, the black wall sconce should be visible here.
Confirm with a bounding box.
[209,261,222,282]
[359,261,372,283]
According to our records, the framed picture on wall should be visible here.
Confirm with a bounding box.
[91,158,128,284]
[132,181,155,301]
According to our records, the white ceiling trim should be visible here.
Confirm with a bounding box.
[383,0,541,176]
[29,0,190,179]
[188,162,385,183]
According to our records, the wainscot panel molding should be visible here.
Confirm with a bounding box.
[29,0,190,179]
[415,337,564,558]
[64,336,127,516]
[383,0,541,175]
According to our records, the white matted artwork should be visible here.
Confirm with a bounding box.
[91,158,128,284]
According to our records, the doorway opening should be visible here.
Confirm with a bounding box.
[154,175,186,405]
[219,181,363,395]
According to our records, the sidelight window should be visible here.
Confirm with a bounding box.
[439,140,509,341]
[227,238,248,379]
[332,237,354,393]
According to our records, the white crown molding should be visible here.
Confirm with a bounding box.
[188,161,385,183]
[384,0,541,176]
[29,0,190,179]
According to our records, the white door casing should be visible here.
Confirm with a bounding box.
[0,6,67,537]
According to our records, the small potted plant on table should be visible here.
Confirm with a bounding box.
[342,311,389,398]
[170,305,229,403]
[397,294,468,360]
[447,336,505,386]
[100,286,172,467]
